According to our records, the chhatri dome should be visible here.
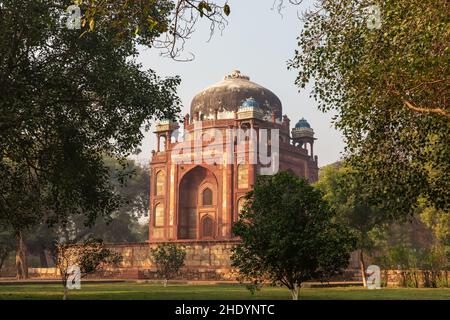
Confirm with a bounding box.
[295,117,311,128]
[240,97,261,109]
[190,70,282,119]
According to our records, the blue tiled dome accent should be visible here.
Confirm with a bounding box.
[295,118,311,128]
[240,97,261,109]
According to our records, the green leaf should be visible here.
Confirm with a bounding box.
[89,19,95,31]
[224,4,230,16]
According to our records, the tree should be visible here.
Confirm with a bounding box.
[0,227,15,272]
[150,243,186,287]
[419,201,450,247]
[418,200,450,275]
[26,223,57,268]
[289,0,449,216]
[231,171,356,300]
[57,157,151,244]
[0,0,180,278]
[59,0,232,60]
[0,164,42,278]
[55,238,122,300]
[315,162,385,286]
[104,157,150,223]
[370,209,449,288]
[24,157,150,267]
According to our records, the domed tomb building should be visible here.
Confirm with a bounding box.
[149,70,319,243]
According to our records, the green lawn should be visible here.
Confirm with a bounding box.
[0,283,449,300]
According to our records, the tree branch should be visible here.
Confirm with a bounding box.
[402,99,450,119]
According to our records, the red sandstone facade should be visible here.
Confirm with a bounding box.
[149,70,319,242]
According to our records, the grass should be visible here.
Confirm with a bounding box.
[0,283,449,300]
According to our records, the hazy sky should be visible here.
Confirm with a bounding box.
[134,0,345,167]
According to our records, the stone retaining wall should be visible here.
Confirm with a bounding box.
[9,242,448,286]
[28,268,60,278]
[101,240,240,280]
[383,269,449,288]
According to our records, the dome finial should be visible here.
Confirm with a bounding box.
[224,69,250,81]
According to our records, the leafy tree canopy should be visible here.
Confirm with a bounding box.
[63,0,231,59]
[150,243,186,286]
[0,0,180,236]
[231,171,356,299]
[290,0,449,215]
[316,162,384,247]
[55,237,122,299]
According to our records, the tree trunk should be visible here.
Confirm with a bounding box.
[63,286,68,300]
[39,249,49,268]
[290,284,300,300]
[46,249,56,267]
[15,231,28,280]
[0,252,8,272]
[359,249,367,287]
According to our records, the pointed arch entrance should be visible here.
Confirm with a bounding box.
[178,166,218,240]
